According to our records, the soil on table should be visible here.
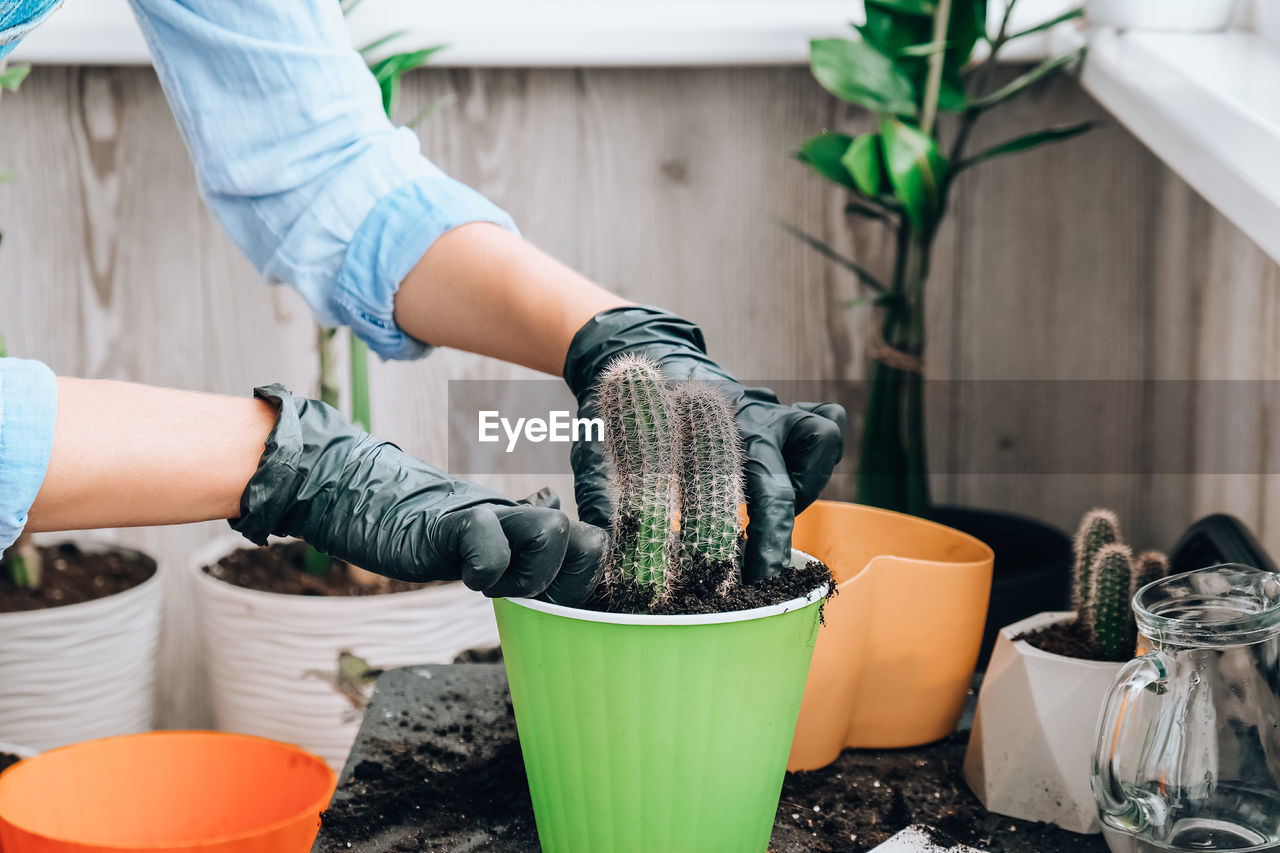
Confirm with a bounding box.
[772,734,1104,852]
[1016,617,1119,662]
[205,541,434,597]
[0,543,155,613]
[0,753,22,774]
[319,686,1102,853]
[592,552,835,617]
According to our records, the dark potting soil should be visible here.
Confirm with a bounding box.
[205,541,433,597]
[1016,617,1116,662]
[0,753,21,774]
[591,554,835,617]
[0,543,155,613]
[315,666,1104,853]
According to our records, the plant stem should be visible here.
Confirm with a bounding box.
[349,335,372,432]
[951,0,1018,163]
[920,0,954,137]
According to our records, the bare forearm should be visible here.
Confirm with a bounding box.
[26,378,275,532]
[393,224,629,376]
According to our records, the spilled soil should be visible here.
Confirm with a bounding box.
[0,543,155,613]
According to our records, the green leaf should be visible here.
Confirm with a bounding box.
[0,331,7,358]
[810,38,918,117]
[0,64,31,92]
[782,223,889,293]
[841,133,890,198]
[970,46,1085,110]
[405,93,456,128]
[797,131,857,190]
[880,116,950,230]
[865,0,935,15]
[845,199,895,222]
[1006,8,1085,41]
[358,29,409,57]
[954,121,1096,172]
[0,170,14,184]
[369,45,447,116]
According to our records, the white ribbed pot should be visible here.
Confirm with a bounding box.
[0,542,161,752]
[190,536,500,769]
[963,611,1124,834]
[1086,0,1236,32]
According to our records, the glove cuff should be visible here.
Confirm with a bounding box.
[562,306,713,396]
[228,384,306,546]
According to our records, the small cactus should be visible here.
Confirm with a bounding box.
[1083,543,1136,661]
[1072,508,1121,611]
[674,382,744,578]
[1133,550,1169,594]
[1070,510,1169,661]
[599,354,680,597]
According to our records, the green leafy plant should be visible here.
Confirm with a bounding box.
[1071,509,1169,661]
[302,9,446,577]
[0,61,31,247]
[795,0,1093,517]
[599,357,746,606]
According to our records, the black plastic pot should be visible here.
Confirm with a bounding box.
[931,506,1072,670]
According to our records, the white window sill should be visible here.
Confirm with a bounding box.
[1073,27,1280,265]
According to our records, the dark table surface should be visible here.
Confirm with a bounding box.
[312,665,1108,853]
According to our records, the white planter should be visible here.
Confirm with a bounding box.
[1086,0,1236,32]
[0,542,161,752]
[963,611,1123,835]
[190,536,500,769]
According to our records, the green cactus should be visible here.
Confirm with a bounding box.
[599,354,679,597]
[674,383,744,582]
[1072,508,1121,611]
[1083,544,1136,661]
[1133,549,1170,595]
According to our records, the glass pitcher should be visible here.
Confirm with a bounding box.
[1092,564,1280,852]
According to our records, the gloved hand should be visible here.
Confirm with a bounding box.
[231,384,606,606]
[565,307,847,583]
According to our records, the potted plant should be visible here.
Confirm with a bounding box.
[0,77,164,749]
[795,0,1094,662]
[1086,0,1237,32]
[962,509,1169,833]
[494,356,831,853]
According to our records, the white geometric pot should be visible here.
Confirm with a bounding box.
[190,536,501,769]
[963,611,1124,835]
[0,542,161,752]
[1086,0,1236,32]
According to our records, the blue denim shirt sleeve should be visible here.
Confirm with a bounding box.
[0,358,57,556]
[125,0,518,360]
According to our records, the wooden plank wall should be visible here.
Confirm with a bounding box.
[2,65,1278,726]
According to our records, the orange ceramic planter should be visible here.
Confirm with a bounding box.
[788,501,994,770]
[0,732,335,853]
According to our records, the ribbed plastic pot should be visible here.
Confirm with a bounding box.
[190,537,500,769]
[0,731,334,852]
[493,550,826,853]
[0,541,161,752]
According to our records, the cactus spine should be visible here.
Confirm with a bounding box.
[674,382,744,575]
[599,354,679,596]
[1072,508,1120,610]
[1070,510,1169,661]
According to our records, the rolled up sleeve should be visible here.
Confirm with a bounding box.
[0,358,57,555]
[127,0,517,360]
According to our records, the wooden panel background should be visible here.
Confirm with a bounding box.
[2,65,1278,727]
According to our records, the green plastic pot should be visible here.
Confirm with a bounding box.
[493,550,826,853]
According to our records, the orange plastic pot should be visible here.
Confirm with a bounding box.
[0,732,335,853]
[788,501,994,770]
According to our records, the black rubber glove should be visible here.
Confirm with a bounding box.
[231,385,606,606]
[564,307,847,583]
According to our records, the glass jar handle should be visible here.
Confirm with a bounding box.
[1091,652,1173,832]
